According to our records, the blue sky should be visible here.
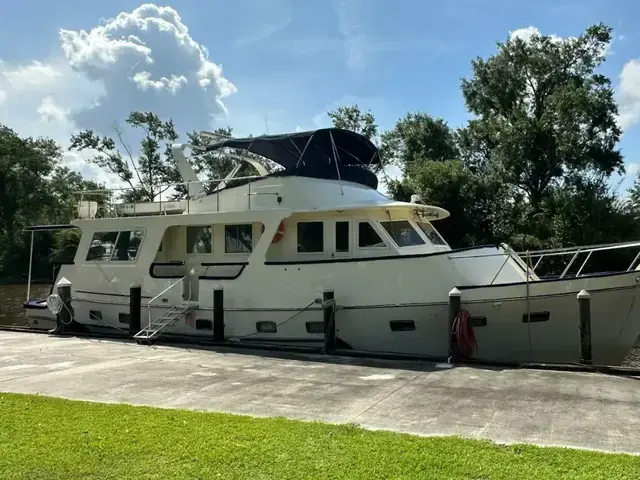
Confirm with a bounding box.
[1,1,640,191]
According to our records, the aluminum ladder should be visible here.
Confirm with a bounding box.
[134,304,194,344]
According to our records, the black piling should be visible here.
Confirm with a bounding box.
[448,287,461,357]
[129,283,142,336]
[323,290,335,354]
[56,278,73,334]
[577,289,592,365]
[213,287,224,342]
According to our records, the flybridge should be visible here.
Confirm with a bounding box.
[69,128,387,219]
[199,127,382,190]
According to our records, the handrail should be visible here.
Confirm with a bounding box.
[449,240,640,285]
[146,276,187,332]
[73,174,279,219]
[450,240,640,261]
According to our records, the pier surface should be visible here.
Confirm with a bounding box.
[1,331,639,454]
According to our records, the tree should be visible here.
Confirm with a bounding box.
[381,113,459,170]
[0,125,102,282]
[0,125,60,247]
[69,111,180,202]
[327,105,377,141]
[460,23,622,209]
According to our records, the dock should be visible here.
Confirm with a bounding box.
[1,330,640,454]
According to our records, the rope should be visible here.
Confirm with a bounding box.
[451,309,477,359]
[233,299,319,340]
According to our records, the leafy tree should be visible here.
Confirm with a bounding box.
[460,23,622,209]
[69,111,180,202]
[0,125,60,245]
[0,125,102,281]
[381,113,459,170]
[327,105,378,141]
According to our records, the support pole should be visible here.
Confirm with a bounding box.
[56,277,73,334]
[26,230,34,302]
[577,289,592,365]
[129,283,142,336]
[448,287,461,358]
[213,287,224,342]
[323,290,336,354]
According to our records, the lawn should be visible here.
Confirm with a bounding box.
[0,393,638,479]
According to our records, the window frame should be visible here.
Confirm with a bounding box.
[356,221,388,250]
[224,223,254,255]
[334,220,351,256]
[296,220,325,254]
[379,220,426,249]
[186,225,213,255]
[84,229,146,263]
[416,221,448,247]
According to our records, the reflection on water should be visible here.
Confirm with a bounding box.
[0,283,638,365]
[0,284,51,327]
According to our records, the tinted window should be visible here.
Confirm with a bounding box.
[225,224,253,253]
[417,222,447,246]
[358,222,386,248]
[297,222,324,253]
[86,231,118,261]
[335,221,350,253]
[380,221,425,247]
[187,226,212,254]
[111,230,144,261]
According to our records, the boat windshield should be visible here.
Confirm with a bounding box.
[417,222,448,246]
[380,220,425,247]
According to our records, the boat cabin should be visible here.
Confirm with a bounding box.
[76,204,451,282]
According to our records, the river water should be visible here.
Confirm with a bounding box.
[1,283,639,366]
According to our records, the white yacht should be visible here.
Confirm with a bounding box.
[22,128,640,366]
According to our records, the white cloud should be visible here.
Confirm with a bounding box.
[130,71,187,94]
[59,3,237,126]
[0,3,239,189]
[617,59,640,131]
[0,58,104,141]
[334,0,368,72]
[509,26,561,43]
[37,96,70,124]
[509,26,612,57]
[626,162,639,176]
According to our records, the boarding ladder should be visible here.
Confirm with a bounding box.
[133,304,194,344]
[134,272,198,344]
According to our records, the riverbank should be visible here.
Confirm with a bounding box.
[1,392,638,479]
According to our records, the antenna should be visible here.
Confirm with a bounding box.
[264,115,269,135]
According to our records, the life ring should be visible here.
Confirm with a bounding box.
[262,221,285,244]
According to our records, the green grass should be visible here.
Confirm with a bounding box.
[0,393,638,480]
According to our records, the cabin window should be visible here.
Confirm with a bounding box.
[335,221,350,253]
[86,230,144,262]
[225,224,253,254]
[417,222,447,246]
[86,231,118,261]
[380,220,425,247]
[187,226,212,254]
[297,221,324,253]
[111,230,144,261]
[358,222,386,248]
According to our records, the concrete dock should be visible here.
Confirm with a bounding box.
[1,330,640,454]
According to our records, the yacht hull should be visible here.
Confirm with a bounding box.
[26,269,640,366]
